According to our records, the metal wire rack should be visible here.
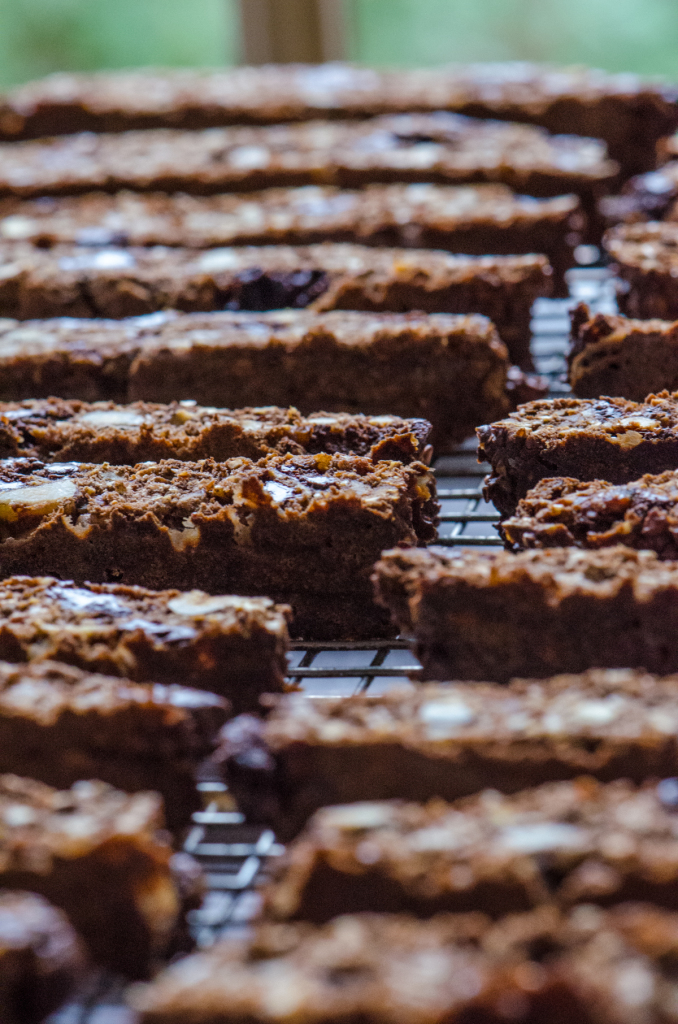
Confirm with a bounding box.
[48,267,616,1022]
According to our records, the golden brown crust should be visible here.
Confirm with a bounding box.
[0,574,289,711]
[4,62,674,172]
[0,114,616,201]
[0,658,229,833]
[0,398,431,465]
[0,308,511,450]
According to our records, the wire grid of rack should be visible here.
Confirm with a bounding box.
[49,267,617,1022]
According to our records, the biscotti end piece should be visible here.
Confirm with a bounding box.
[0,575,289,712]
[477,392,678,518]
[262,778,678,923]
[567,302,678,400]
[605,220,678,320]
[501,469,678,560]
[0,454,437,640]
[128,309,510,453]
[0,774,177,978]
[0,398,432,466]
[0,891,86,1024]
[373,544,678,682]
[221,669,678,841]
[0,658,229,835]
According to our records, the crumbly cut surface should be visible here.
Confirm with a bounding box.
[264,778,678,923]
[0,891,85,1024]
[604,221,678,320]
[502,469,678,559]
[0,398,431,466]
[0,575,289,711]
[0,658,228,833]
[0,113,616,201]
[0,773,176,977]
[568,302,678,400]
[221,671,678,841]
[476,392,678,517]
[372,544,678,681]
[0,453,437,640]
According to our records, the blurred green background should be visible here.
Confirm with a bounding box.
[1,0,678,87]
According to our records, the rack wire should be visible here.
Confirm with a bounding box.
[48,267,616,1022]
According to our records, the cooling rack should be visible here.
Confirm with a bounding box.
[48,266,616,1022]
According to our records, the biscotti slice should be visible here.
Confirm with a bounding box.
[262,778,678,922]
[0,774,178,977]
[0,310,515,450]
[0,576,289,712]
[373,545,678,682]
[0,238,552,367]
[0,454,437,640]
[127,310,515,451]
[0,399,432,466]
[476,393,678,518]
[219,670,678,841]
[0,113,616,213]
[605,220,678,320]
[0,659,229,834]
[0,182,580,295]
[501,470,678,559]
[4,63,676,173]
[568,303,678,400]
[129,900,678,1024]
[0,891,85,1024]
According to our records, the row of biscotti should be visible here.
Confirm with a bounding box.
[0,771,202,986]
[0,312,545,450]
[2,61,673,177]
[0,113,614,231]
[124,901,678,1024]
[0,237,553,368]
[0,183,575,311]
[479,390,678,562]
[0,449,437,640]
